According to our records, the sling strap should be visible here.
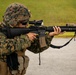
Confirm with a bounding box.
[50,33,76,49]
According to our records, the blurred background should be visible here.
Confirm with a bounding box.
[0,0,76,25]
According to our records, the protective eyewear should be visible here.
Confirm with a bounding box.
[20,21,28,25]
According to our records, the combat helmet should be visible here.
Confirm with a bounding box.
[3,3,31,27]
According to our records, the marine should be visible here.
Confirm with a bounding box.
[0,3,61,75]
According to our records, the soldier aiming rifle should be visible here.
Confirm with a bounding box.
[0,3,62,75]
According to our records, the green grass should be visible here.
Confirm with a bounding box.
[0,0,76,37]
[0,0,76,25]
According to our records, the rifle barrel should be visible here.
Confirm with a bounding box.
[46,26,76,32]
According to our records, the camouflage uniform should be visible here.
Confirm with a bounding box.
[0,3,53,75]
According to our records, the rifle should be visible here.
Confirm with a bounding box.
[0,20,76,38]
[0,20,76,48]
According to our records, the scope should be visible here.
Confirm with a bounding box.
[29,20,43,26]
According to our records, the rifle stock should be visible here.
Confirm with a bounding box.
[0,25,76,38]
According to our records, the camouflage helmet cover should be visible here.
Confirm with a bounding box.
[3,3,31,27]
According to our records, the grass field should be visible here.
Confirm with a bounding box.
[0,0,76,37]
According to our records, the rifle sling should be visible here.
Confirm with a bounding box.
[50,34,75,49]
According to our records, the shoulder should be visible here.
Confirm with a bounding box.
[0,22,6,38]
[0,22,5,27]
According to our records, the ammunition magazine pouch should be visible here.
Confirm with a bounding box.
[6,52,19,70]
[0,61,8,75]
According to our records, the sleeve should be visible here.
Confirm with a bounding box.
[0,33,31,56]
[27,34,54,53]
